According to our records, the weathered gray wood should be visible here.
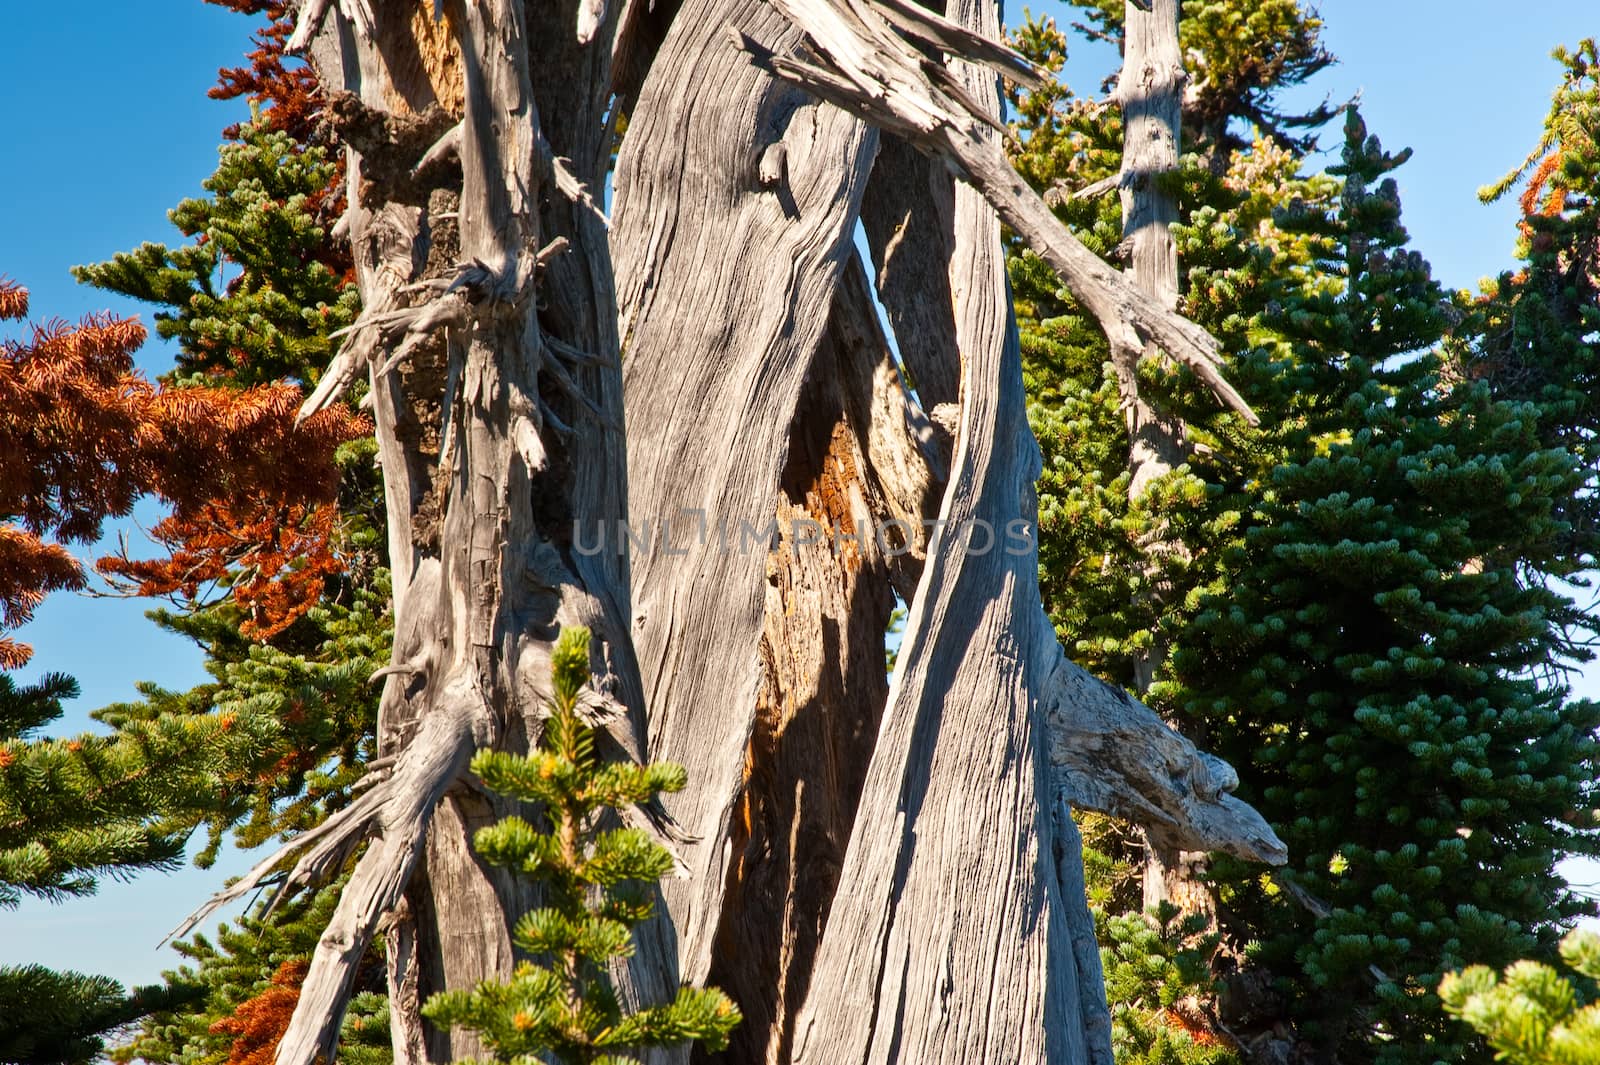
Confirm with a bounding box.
[383,894,427,1065]
[733,0,1257,423]
[227,2,670,1062]
[784,2,1281,1060]
[170,4,1293,1064]
[1043,661,1285,864]
[611,0,877,992]
[1110,0,1215,915]
[790,8,1094,1058]
[702,246,944,1063]
[1116,0,1189,505]
[792,135,1087,1065]
[709,332,895,1063]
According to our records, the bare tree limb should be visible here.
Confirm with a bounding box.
[735,0,1259,424]
[276,687,493,1064]
[1042,654,1286,863]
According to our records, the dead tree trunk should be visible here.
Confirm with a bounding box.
[702,256,945,1064]
[1116,0,1188,508]
[1110,0,1215,918]
[174,3,671,1062]
[174,3,1287,1064]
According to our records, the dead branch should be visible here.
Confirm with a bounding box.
[733,0,1258,423]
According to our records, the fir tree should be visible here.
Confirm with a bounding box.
[1170,111,1600,1063]
[0,966,198,1065]
[0,671,184,907]
[1453,38,1600,586]
[1441,928,1600,1065]
[422,627,741,1064]
[1101,902,1239,1065]
[1008,10,1600,1061]
[0,269,358,1061]
[1007,10,1338,692]
[62,5,394,1053]
[115,882,389,1065]
[72,120,357,389]
[1006,9,1337,1056]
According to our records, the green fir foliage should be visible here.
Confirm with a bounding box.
[0,672,187,906]
[1102,902,1240,1065]
[65,86,390,1058]
[114,881,389,1065]
[422,626,740,1065]
[1170,112,1600,1062]
[0,670,205,1063]
[1442,929,1600,1065]
[1009,8,1600,1063]
[93,568,390,866]
[0,966,200,1065]
[73,118,358,388]
[1454,39,1600,578]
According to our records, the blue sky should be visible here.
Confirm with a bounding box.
[3,1,1598,990]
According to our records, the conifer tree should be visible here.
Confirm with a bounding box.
[1169,111,1600,1062]
[1454,38,1600,581]
[422,627,740,1064]
[72,119,356,391]
[0,671,187,907]
[1441,929,1600,1065]
[55,4,396,1054]
[0,965,197,1065]
[0,270,352,1060]
[1008,10,1600,1062]
[1101,901,1236,1065]
[115,882,390,1065]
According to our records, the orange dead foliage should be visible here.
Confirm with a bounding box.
[209,958,308,1065]
[1163,1004,1225,1048]
[207,1,324,144]
[1520,151,1567,219]
[0,279,26,320]
[1,280,367,663]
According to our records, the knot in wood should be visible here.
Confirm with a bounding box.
[758,142,789,189]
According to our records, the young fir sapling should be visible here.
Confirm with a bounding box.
[422,626,740,1064]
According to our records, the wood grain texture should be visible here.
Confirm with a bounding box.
[1115,0,1190,506]
[705,247,944,1064]
[858,134,962,411]
[784,2,1282,1060]
[612,0,877,991]
[790,6,1095,1057]
[261,2,667,1061]
[736,0,1257,423]
[176,5,1296,1064]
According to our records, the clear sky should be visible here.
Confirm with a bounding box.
[3,0,1598,991]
